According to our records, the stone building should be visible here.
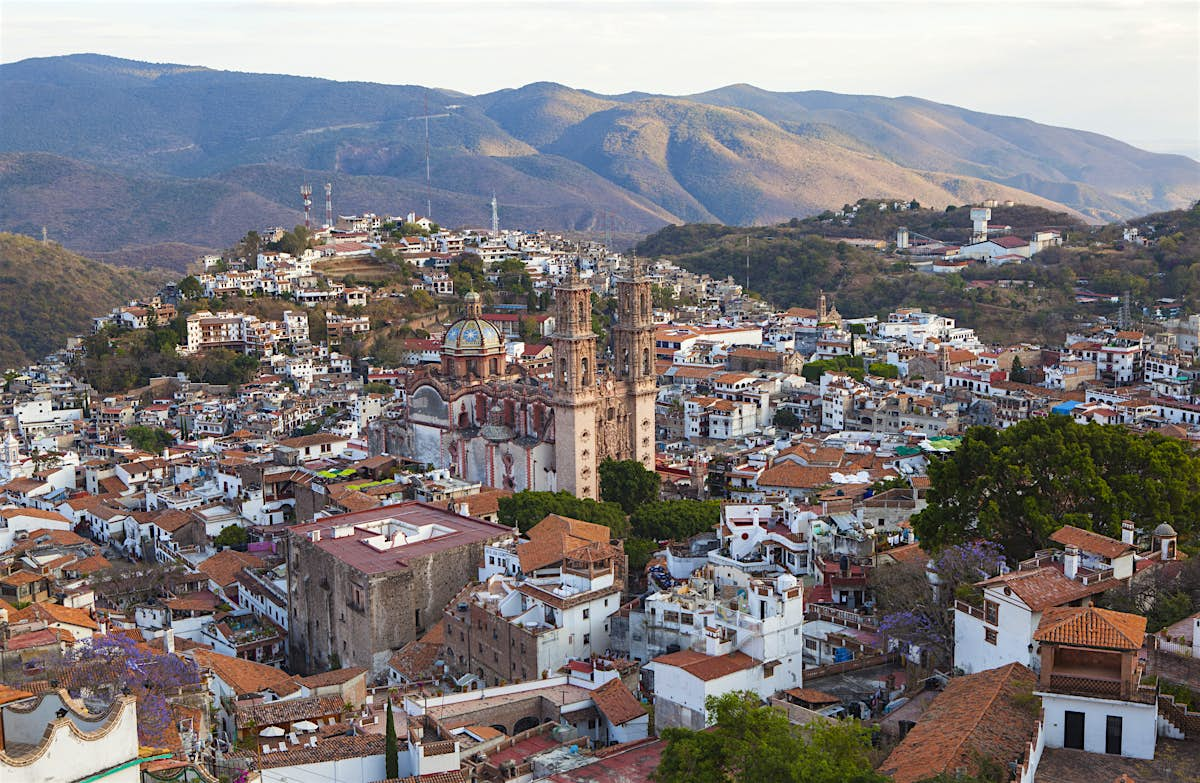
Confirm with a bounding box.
[286,502,511,675]
[374,260,656,499]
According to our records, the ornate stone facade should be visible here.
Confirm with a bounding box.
[373,262,655,496]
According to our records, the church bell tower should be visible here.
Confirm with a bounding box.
[613,257,657,470]
[551,266,600,498]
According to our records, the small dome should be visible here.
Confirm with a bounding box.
[464,291,481,302]
[442,317,503,355]
[1153,523,1177,538]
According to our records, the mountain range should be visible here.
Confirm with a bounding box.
[1,54,1196,268]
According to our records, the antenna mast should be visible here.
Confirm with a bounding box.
[300,184,313,231]
[491,193,499,236]
[745,235,751,293]
[324,183,333,229]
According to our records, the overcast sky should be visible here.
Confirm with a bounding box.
[3,0,1198,158]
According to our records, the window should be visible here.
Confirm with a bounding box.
[763,660,779,677]
[984,600,999,626]
[582,608,590,619]
[984,628,997,645]
[583,633,591,645]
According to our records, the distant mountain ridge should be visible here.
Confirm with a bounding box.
[1,54,1196,266]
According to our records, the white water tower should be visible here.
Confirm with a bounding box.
[970,207,991,244]
[896,227,909,249]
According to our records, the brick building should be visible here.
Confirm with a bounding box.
[286,502,511,674]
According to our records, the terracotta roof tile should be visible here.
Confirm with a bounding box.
[590,678,646,726]
[878,663,1039,783]
[197,549,265,588]
[298,667,368,689]
[1049,525,1134,560]
[190,648,301,697]
[1033,606,1146,650]
[650,649,757,681]
[977,566,1114,612]
[517,514,611,573]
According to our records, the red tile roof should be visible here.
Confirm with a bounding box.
[1049,525,1133,560]
[1033,606,1146,651]
[650,649,757,681]
[590,679,646,726]
[878,663,1039,783]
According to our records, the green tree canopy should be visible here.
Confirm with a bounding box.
[384,699,399,779]
[178,275,203,299]
[630,500,721,542]
[213,524,249,549]
[497,491,629,538]
[912,417,1200,560]
[125,425,174,453]
[774,408,801,430]
[599,459,661,514]
[654,692,886,783]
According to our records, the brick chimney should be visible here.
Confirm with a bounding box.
[1063,545,1080,581]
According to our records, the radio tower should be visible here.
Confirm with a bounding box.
[324,183,333,229]
[300,184,313,231]
[491,192,499,236]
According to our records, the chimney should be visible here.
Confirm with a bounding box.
[164,627,175,654]
[1063,545,1080,581]
[1121,520,1135,546]
[751,507,760,528]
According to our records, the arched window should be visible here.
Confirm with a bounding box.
[622,348,630,375]
[490,357,499,375]
[581,356,590,382]
[642,347,651,375]
[578,300,587,324]
[559,357,568,387]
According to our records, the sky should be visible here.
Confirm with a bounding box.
[2,0,1198,158]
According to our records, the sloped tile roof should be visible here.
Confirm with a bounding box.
[649,649,757,681]
[190,648,301,697]
[197,549,265,588]
[977,566,1113,612]
[1050,525,1134,560]
[1033,606,1146,650]
[517,514,611,573]
[878,662,1039,783]
[590,678,646,726]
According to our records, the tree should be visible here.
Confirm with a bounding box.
[1008,355,1030,384]
[497,491,630,538]
[874,541,1004,667]
[630,500,721,541]
[599,459,661,514]
[912,418,1200,561]
[214,524,249,550]
[868,362,899,379]
[125,425,174,453]
[178,275,203,299]
[773,408,801,430]
[384,699,399,779]
[654,692,886,783]
[625,537,659,572]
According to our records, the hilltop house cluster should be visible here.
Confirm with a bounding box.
[1,204,1198,783]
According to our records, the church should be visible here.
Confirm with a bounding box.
[371,261,656,499]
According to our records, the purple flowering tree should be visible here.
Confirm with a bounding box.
[874,541,1004,668]
[56,633,201,748]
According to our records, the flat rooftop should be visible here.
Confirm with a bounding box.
[289,501,510,574]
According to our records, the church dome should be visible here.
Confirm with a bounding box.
[443,293,503,356]
[442,317,503,355]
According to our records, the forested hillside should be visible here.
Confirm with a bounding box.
[3,54,1197,267]
[0,233,171,368]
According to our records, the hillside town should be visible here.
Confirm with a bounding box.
[1,206,1199,783]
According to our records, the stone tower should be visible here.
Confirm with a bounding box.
[613,257,657,470]
[552,267,600,498]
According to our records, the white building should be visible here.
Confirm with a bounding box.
[0,689,140,783]
[1033,606,1158,759]
[645,573,805,730]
